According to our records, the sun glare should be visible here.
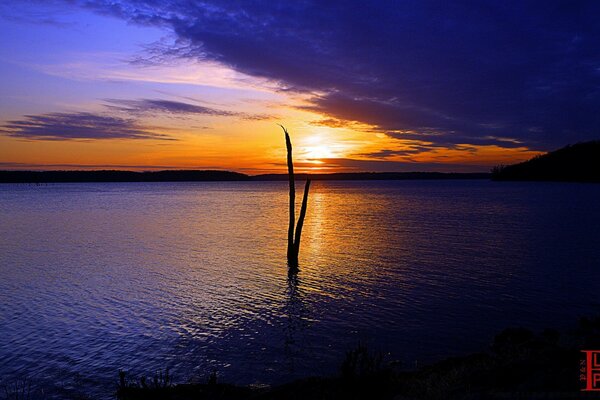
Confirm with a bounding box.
[304,144,334,159]
[302,134,336,159]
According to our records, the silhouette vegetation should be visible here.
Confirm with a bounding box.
[492,140,600,182]
[340,343,386,380]
[115,316,600,399]
[2,378,32,400]
[279,125,311,270]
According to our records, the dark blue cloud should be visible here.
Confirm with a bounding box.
[0,112,171,140]
[39,1,600,149]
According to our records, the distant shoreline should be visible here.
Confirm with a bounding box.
[0,170,491,183]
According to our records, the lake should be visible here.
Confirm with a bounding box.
[1,180,599,399]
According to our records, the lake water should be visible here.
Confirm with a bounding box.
[1,180,599,399]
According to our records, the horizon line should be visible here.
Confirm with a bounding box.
[0,168,493,176]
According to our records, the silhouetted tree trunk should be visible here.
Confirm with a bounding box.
[293,180,311,260]
[284,126,296,264]
[279,125,311,269]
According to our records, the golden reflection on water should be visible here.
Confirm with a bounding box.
[299,182,417,300]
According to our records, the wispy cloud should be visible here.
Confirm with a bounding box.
[0,94,278,141]
[104,98,236,116]
[0,162,221,170]
[356,148,436,159]
[105,98,275,120]
[0,112,171,140]
[0,2,76,28]
[309,118,354,128]
[271,158,487,173]
[25,49,280,93]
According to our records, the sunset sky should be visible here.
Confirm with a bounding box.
[1,1,598,174]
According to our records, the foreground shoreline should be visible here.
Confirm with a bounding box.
[114,317,600,400]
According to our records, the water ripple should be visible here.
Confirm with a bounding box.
[1,181,600,399]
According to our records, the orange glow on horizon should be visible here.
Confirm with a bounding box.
[0,64,542,174]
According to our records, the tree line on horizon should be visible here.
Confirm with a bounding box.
[0,170,490,183]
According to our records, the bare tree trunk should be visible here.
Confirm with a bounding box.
[293,179,311,260]
[282,125,296,265]
[279,125,310,269]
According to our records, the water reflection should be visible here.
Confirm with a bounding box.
[1,181,600,399]
[283,268,305,373]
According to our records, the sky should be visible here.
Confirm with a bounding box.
[0,0,598,174]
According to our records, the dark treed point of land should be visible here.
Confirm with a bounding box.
[492,140,600,182]
[0,170,490,183]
